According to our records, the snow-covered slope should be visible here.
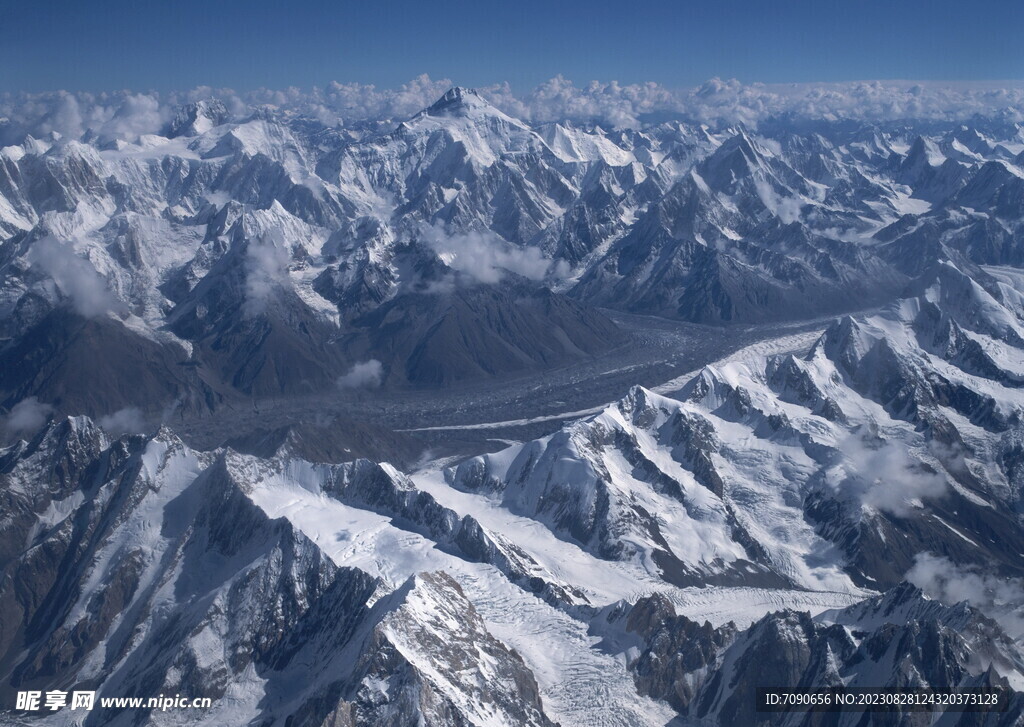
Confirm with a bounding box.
[623,583,1024,726]
[3,90,1024,726]
[450,262,1024,596]
[0,421,566,726]
[3,90,1024,421]
[3,257,1024,725]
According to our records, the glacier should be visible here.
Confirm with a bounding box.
[1,85,1024,725]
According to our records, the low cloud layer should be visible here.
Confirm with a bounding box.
[27,238,119,318]
[244,236,292,316]
[337,359,383,389]
[422,227,566,285]
[2,397,53,435]
[98,407,147,435]
[833,433,947,517]
[907,553,1024,639]
[3,76,1023,146]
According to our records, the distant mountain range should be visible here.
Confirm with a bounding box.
[2,88,1024,726]
[2,87,1023,416]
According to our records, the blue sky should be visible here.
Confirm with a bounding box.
[2,0,1022,93]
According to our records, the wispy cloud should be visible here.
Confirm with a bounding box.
[421,226,567,285]
[2,397,52,435]
[337,359,383,389]
[3,76,1023,145]
[907,553,1024,639]
[98,407,147,435]
[243,235,292,316]
[832,432,947,517]
[27,237,119,318]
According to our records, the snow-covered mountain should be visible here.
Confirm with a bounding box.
[3,255,1024,724]
[2,88,1024,725]
[622,583,1024,726]
[2,88,1024,421]
[449,261,1024,594]
[0,421,561,726]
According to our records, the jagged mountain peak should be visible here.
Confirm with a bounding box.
[694,127,811,204]
[617,383,670,414]
[7,87,1024,726]
[913,260,1024,342]
[902,134,946,173]
[422,86,496,117]
[704,128,769,172]
[812,313,872,364]
[165,98,230,138]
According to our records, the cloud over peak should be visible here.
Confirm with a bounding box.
[3,76,1023,146]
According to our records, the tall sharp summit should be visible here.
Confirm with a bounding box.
[422,85,495,116]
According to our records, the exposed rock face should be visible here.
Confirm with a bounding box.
[624,584,1024,727]
[2,92,1024,726]
[0,421,559,726]
[337,282,625,387]
[4,91,1024,414]
[312,572,557,727]
[625,594,737,712]
[449,262,1024,596]
[3,282,1024,723]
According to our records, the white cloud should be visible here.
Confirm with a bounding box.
[97,93,166,142]
[27,237,118,318]
[753,178,803,224]
[2,397,53,434]
[833,433,947,517]
[907,553,1024,639]
[421,226,564,285]
[3,77,1023,146]
[244,235,292,316]
[98,407,147,435]
[337,359,383,389]
[40,92,85,140]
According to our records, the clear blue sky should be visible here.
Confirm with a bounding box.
[2,0,1022,93]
